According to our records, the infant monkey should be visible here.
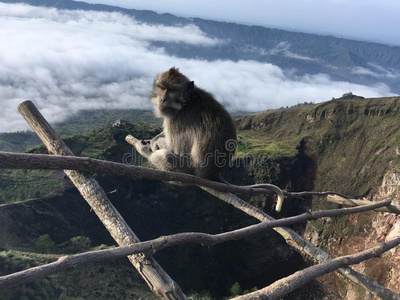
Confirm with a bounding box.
[128,67,284,211]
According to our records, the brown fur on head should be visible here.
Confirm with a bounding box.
[151,67,194,118]
[157,67,188,85]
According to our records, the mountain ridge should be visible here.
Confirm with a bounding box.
[1,0,400,93]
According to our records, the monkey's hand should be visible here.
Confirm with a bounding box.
[148,137,168,151]
[125,135,152,158]
[143,132,168,152]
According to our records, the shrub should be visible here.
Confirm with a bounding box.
[230,282,242,296]
[35,234,55,253]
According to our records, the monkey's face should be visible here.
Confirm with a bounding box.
[151,68,195,118]
[151,81,194,118]
[151,81,183,117]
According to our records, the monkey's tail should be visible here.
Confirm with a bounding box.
[217,175,285,212]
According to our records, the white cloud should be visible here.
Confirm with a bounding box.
[242,42,316,61]
[270,42,316,61]
[0,3,395,132]
[351,66,382,77]
[367,63,399,79]
[351,65,399,79]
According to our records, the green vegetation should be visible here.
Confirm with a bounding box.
[35,234,55,253]
[0,251,58,300]
[0,131,40,152]
[0,109,159,152]
[58,236,91,254]
[0,169,63,203]
[0,122,161,205]
[236,132,297,159]
[336,92,365,100]
[0,249,158,300]
[229,282,242,296]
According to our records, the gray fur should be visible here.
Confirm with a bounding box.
[139,67,237,181]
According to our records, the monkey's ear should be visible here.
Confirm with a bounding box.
[186,81,194,91]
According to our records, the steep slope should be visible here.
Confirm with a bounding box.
[238,96,400,197]
[237,96,400,298]
[1,97,399,298]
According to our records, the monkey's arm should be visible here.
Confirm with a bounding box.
[142,131,168,152]
[125,135,153,158]
[126,134,192,174]
[150,131,168,151]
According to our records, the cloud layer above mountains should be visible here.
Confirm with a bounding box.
[0,3,395,132]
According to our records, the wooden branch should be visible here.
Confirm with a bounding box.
[284,190,350,199]
[17,101,186,300]
[0,152,277,197]
[0,151,345,203]
[201,189,399,300]
[233,237,400,300]
[327,195,400,214]
[0,199,391,289]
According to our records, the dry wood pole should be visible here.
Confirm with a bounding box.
[17,101,186,300]
[327,195,400,214]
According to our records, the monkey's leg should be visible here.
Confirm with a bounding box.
[149,149,193,175]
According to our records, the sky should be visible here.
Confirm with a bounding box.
[0,2,396,132]
[85,0,400,45]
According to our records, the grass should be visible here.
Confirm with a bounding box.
[0,248,158,300]
[235,131,298,159]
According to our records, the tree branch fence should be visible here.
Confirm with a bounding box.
[0,100,399,299]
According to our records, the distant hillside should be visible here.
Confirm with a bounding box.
[0,109,158,152]
[1,0,400,93]
[237,96,400,197]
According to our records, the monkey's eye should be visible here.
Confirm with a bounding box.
[157,84,166,91]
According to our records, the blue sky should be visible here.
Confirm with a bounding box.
[84,0,400,45]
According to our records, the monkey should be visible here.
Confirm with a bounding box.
[132,67,236,181]
[127,67,284,211]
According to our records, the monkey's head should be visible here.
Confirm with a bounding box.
[151,67,194,118]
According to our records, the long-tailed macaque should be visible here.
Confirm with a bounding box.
[128,67,284,211]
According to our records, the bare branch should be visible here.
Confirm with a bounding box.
[0,151,299,199]
[233,237,400,300]
[327,195,400,214]
[0,151,356,208]
[202,189,399,300]
[0,199,390,289]
[284,190,350,199]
